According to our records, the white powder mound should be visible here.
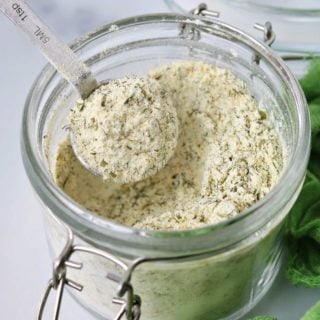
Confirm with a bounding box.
[69,77,179,183]
[57,61,283,231]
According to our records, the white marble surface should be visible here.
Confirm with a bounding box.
[0,1,319,319]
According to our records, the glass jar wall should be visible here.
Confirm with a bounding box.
[22,14,310,320]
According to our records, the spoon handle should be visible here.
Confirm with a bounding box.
[0,0,98,98]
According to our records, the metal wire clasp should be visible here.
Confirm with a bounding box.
[190,2,220,17]
[37,228,82,320]
[179,3,220,40]
[180,2,276,65]
[37,223,141,320]
[253,21,276,64]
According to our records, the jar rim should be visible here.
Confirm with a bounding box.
[22,12,310,255]
[166,0,320,16]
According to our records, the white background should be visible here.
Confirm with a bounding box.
[0,1,319,319]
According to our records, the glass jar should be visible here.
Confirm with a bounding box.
[165,0,320,54]
[21,12,310,320]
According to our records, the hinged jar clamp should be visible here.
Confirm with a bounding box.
[37,214,143,320]
[37,3,278,320]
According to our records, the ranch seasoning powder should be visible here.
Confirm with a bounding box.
[54,61,283,230]
[69,77,179,184]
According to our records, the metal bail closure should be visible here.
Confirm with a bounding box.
[180,3,220,40]
[37,223,142,320]
[190,2,220,17]
[37,227,84,320]
[253,22,276,65]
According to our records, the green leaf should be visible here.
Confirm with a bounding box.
[285,73,320,287]
[309,100,320,154]
[301,301,320,320]
[286,238,320,287]
[300,58,320,101]
[286,176,320,287]
[287,180,320,238]
[308,157,320,181]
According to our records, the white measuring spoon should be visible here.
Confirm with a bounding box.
[0,0,118,179]
[0,0,179,184]
[0,0,98,98]
[0,0,108,178]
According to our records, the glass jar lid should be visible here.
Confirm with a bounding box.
[165,0,320,54]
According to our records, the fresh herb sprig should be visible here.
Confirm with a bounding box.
[286,58,320,288]
[249,57,320,320]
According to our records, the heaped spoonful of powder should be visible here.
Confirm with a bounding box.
[69,76,179,183]
[0,1,179,184]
